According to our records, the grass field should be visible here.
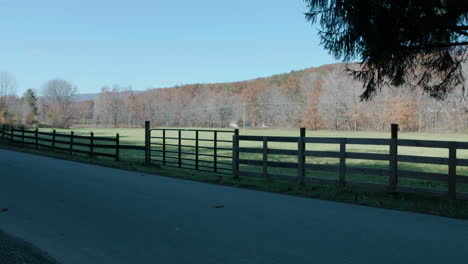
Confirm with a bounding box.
[39,127,468,175]
[3,127,468,218]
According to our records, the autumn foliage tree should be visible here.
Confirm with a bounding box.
[302,79,323,129]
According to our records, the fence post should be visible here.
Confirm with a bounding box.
[214,131,218,173]
[163,129,166,166]
[297,127,306,185]
[10,126,13,142]
[90,132,94,156]
[144,121,150,165]
[232,129,240,179]
[389,124,398,193]
[448,142,457,199]
[116,133,120,161]
[21,127,25,146]
[52,130,56,151]
[35,128,39,149]
[70,131,74,154]
[195,130,198,170]
[339,138,346,186]
[263,136,268,178]
[178,130,182,168]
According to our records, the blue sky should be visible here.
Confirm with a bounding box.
[0,0,337,94]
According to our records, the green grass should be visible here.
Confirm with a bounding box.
[2,127,468,219]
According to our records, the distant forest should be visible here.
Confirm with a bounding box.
[2,63,468,132]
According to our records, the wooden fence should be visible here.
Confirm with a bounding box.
[146,121,238,175]
[0,125,144,160]
[2,122,467,200]
[232,125,468,200]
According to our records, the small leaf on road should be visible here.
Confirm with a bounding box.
[1,208,8,212]
[212,204,224,208]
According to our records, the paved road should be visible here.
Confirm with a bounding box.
[0,149,467,264]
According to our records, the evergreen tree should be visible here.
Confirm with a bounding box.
[304,0,468,100]
[23,89,38,124]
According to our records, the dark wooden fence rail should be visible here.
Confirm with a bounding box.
[0,125,128,160]
[232,124,468,200]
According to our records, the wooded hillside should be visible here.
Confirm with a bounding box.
[3,63,468,132]
[84,63,467,132]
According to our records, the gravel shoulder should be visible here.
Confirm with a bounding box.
[0,229,60,264]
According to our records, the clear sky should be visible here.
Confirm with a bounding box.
[0,0,337,95]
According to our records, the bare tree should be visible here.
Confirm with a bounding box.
[41,79,77,128]
[122,90,139,128]
[93,85,130,127]
[0,72,18,113]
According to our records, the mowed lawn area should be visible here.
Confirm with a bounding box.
[32,127,468,193]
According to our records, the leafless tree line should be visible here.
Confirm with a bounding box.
[1,64,467,132]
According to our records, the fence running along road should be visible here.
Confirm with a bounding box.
[232,125,468,200]
[0,124,145,161]
[1,122,468,200]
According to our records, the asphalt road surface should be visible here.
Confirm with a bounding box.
[0,149,467,264]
